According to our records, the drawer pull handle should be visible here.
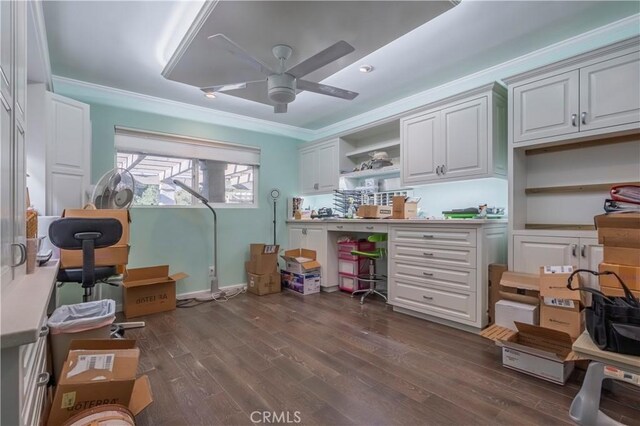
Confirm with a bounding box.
[422,272,433,277]
[422,235,434,239]
[366,226,374,230]
[422,296,434,301]
[423,252,434,257]
[36,372,50,387]
[336,225,343,229]
[39,326,49,337]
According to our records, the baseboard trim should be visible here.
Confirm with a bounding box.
[176,283,247,300]
[392,306,482,334]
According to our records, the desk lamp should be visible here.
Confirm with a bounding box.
[173,179,219,301]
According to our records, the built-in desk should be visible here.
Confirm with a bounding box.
[287,219,507,331]
[1,261,59,426]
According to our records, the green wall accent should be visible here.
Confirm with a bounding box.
[57,103,302,305]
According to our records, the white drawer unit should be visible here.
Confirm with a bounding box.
[392,243,477,269]
[390,227,476,247]
[327,222,358,232]
[393,262,476,292]
[393,280,477,323]
[354,223,388,234]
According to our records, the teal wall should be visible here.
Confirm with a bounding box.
[58,103,302,305]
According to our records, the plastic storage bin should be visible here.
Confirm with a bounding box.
[47,299,116,381]
[338,240,375,261]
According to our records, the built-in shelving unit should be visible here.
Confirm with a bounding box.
[525,181,640,195]
[340,164,400,179]
[344,139,400,158]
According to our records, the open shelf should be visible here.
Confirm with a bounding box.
[340,164,400,179]
[525,181,640,195]
[344,140,400,158]
[524,132,640,156]
[524,223,597,231]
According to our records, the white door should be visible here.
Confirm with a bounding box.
[316,141,338,192]
[299,148,318,195]
[440,97,488,179]
[578,238,603,305]
[513,235,580,274]
[513,70,579,143]
[0,0,12,101]
[287,227,304,250]
[0,92,12,285]
[47,94,91,215]
[401,111,440,185]
[13,0,25,125]
[579,53,640,131]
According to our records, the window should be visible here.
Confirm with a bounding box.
[114,127,260,207]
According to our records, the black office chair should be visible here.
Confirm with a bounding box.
[49,217,123,302]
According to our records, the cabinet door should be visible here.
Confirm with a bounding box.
[13,0,25,125]
[1,94,12,285]
[513,235,580,274]
[401,111,440,185]
[579,53,640,131]
[288,227,304,250]
[303,227,326,287]
[47,94,91,215]
[0,0,12,101]
[299,148,318,195]
[579,238,603,289]
[12,122,25,280]
[513,71,579,143]
[316,142,338,192]
[440,97,488,179]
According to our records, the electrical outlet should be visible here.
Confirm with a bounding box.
[208,266,215,277]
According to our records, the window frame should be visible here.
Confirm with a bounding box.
[113,127,260,209]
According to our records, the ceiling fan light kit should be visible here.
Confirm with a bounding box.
[199,34,359,113]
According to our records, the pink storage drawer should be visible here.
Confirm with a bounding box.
[339,273,368,293]
[338,241,375,261]
[338,258,368,276]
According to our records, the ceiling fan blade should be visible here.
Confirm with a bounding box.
[208,34,275,76]
[297,79,358,100]
[287,40,355,78]
[200,80,264,94]
[274,104,287,114]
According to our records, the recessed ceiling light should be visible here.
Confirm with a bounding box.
[359,65,374,73]
[204,92,216,99]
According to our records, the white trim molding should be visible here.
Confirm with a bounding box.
[28,0,53,91]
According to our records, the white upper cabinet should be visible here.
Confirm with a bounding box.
[299,147,318,194]
[400,83,506,187]
[0,0,12,101]
[507,39,640,147]
[298,138,339,195]
[579,52,640,131]
[513,71,579,143]
[13,0,25,125]
[401,110,440,184]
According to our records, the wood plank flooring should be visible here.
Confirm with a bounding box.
[127,291,640,426]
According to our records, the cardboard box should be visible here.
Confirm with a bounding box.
[48,340,152,426]
[482,323,580,385]
[60,209,131,269]
[247,272,281,296]
[488,264,507,325]
[499,271,540,305]
[246,244,280,275]
[495,300,539,331]
[595,213,640,248]
[392,196,418,219]
[603,246,640,267]
[357,205,392,219]
[121,265,188,319]
[281,249,321,274]
[598,262,640,291]
[539,266,582,300]
[540,301,584,339]
[281,270,321,295]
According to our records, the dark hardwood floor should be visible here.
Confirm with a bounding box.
[126,291,640,426]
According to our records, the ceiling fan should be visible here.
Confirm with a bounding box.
[201,34,359,113]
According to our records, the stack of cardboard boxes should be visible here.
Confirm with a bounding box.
[596,213,640,298]
[280,249,321,295]
[245,244,281,295]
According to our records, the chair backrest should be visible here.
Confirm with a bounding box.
[49,218,122,250]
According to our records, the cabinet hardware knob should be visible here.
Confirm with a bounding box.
[423,253,434,257]
[0,92,10,112]
[571,113,577,127]
[442,164,447,175]
[366,226,374,230]
[36,372,50,387]
[581,112,587,125]
[581,245,586,258]
[422,235,434,239]
[422,272,434,276]
[422,296,434,300]
[39,326,49,337]
[11,243,26,267]
[571,244,577,257]
[302,228,307,235]
[336,225,343,229]
[436,165,441,175]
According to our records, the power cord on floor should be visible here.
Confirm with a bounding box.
[176,286,246,308]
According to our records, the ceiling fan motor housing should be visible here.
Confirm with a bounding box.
[268,73,296,104]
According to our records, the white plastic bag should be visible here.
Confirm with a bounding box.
[48,299,116,335]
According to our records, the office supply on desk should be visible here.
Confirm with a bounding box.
[610,184,640,205]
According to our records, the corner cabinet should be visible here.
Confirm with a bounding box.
[400,83,507,187]
[298,138,340,195]
[507,38,640,147]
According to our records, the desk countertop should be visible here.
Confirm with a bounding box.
[1,261,58,349]
[572,331,640,374]
[286,218,508,225]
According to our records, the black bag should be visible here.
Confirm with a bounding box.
[566,269,640,356]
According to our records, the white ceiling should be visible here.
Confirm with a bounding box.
[43,1,640,131]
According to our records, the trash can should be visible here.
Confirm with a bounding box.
[48,299,116,381]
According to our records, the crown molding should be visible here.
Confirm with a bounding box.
[28,0,53,91]
[52,75,315,140]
